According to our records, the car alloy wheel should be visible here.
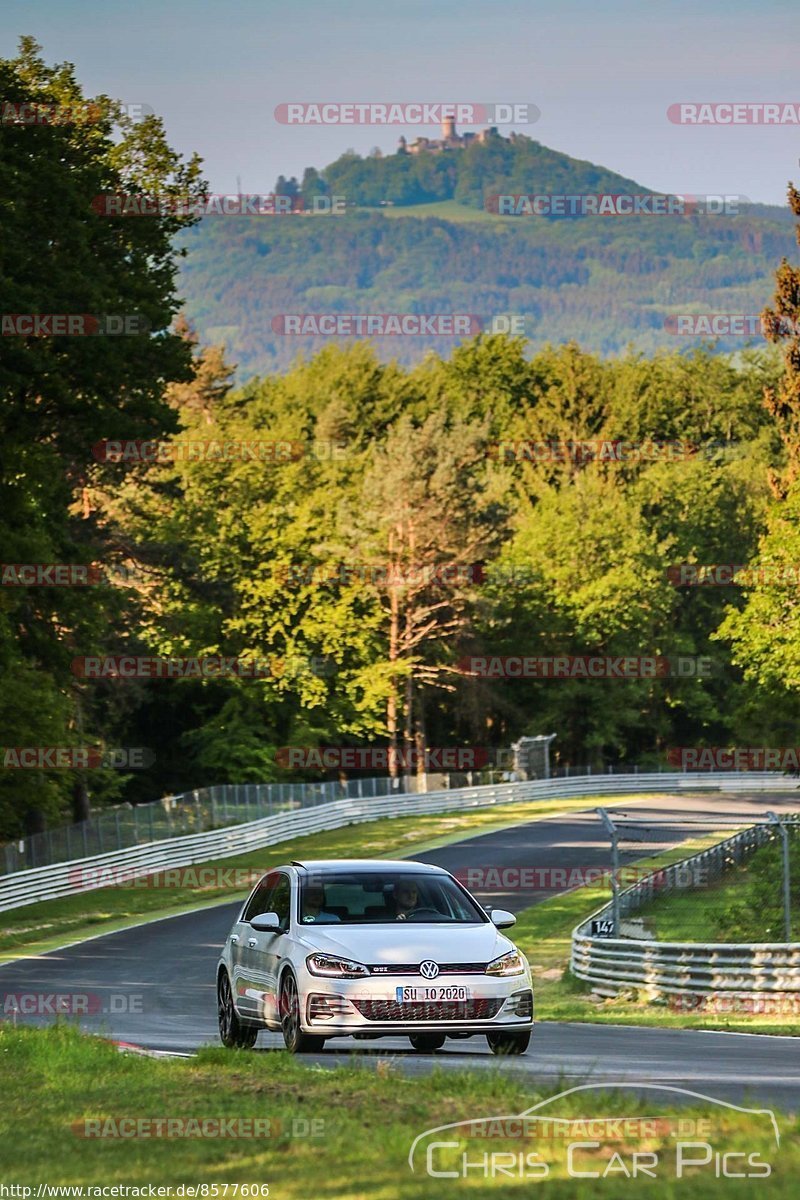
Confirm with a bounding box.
[486,1030,530,1056]
[408,1034,446,1052]
[279,972,326,1054]
[217,972,258,1049]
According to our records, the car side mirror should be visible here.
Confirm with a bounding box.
[250,911,281,932]
[490,909,516,930]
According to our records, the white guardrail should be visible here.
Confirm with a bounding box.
[0,770,797,915]
[571,819,800,997]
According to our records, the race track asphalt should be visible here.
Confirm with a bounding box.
[2,791,798,1106]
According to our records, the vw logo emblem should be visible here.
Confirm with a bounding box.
[419,960,440,980]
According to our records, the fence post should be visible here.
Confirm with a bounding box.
[597,807,621,935]
[195,790,202,832]
[116,811,122,850]
[767,811,792,941]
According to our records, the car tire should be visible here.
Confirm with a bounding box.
[218,972,258,1049]
[279,972,326,1054]
[486,1030,530,1056]
[408,1034,446,1052]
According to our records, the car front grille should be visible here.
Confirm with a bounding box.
[352,998,503,1022]
[367,962,488,976]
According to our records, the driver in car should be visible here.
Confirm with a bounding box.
[392,878,420,920]
[302,882,341,923]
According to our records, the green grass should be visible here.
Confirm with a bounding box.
[372,198,508,224]
[634,831,800,944]
[1,1023,796,1196]
[634,878,750,943]
[1,793,647,961]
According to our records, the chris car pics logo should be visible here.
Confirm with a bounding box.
[408,1083,780,1181]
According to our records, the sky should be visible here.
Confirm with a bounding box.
[2,0,799,205]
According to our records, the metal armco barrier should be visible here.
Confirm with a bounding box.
[0,771,796,914]
[571,819,800,997]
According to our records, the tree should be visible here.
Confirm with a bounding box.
[761,182,800,497]
[350,411,503,776]
[718,185,800,693]
[0,38,204,833]
[300,166,328,202]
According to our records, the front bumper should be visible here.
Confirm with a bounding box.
[298,971,534,1036]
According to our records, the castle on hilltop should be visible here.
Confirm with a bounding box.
[398,117,502,155]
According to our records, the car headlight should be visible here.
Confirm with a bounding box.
[306,953,370,978]
[485,950,525,977]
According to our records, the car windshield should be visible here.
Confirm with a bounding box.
[299,871,486,924]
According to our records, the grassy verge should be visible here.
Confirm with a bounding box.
[0,793,644,961]
[635,827,800,944]
[513,832,800,1035]
[369,198,509,224]
[0,1024,795,1196]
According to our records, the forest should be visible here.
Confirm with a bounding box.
[4,39,800,839]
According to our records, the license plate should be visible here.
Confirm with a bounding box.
[395,985,470,1002]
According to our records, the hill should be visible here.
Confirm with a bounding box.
[176,135,796,379]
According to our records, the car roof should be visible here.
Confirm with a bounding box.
[285,859,449,874]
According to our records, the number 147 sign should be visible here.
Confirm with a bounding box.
[591,918,615,937]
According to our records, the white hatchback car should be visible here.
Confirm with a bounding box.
[217,859,533,1055]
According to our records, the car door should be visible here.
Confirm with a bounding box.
[240,871,292,1027]
[234,872,278,1019]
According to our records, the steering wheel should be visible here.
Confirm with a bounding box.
[404,906,440,920]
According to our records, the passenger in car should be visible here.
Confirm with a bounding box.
[302,882,341,923]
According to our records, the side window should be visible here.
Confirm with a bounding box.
[270,875,292,930]
[243,873,278,922]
